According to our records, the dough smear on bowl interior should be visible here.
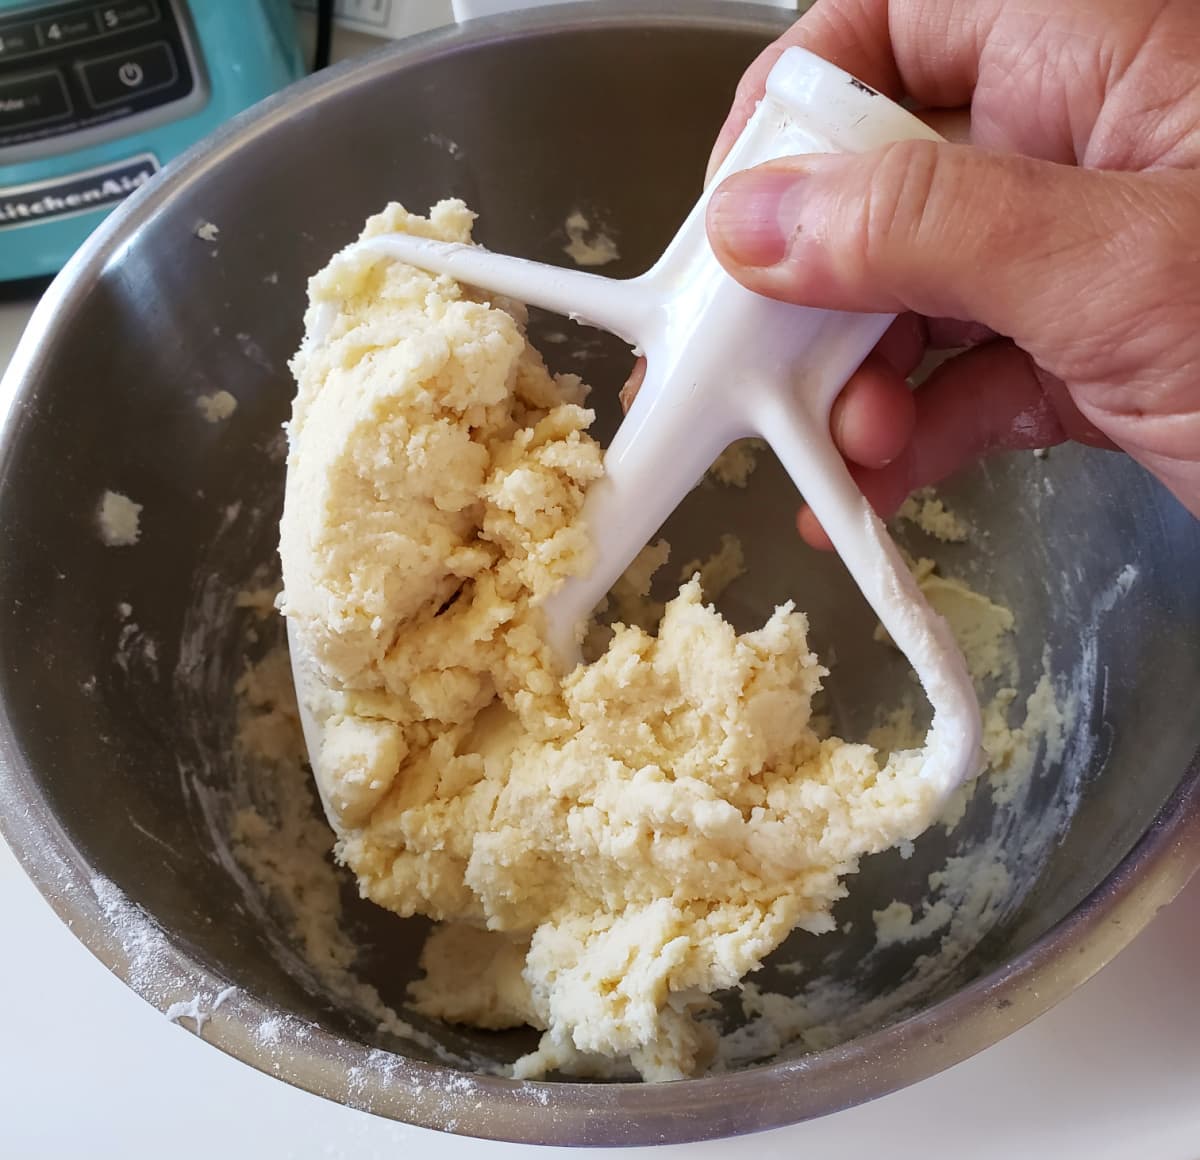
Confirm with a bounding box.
[278,200,949,1081]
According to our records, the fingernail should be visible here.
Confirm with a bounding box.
[708,170,806,267]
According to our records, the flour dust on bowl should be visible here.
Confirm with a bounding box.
[0,5,1197,1148]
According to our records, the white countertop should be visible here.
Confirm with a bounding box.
[3,290,1198,1157]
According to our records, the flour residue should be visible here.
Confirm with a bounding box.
[114,620,159,678]
[427,133,464,159]
[164,985,238,1035]
[90,873,246,1045]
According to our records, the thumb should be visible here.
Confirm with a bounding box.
[706,141,1153,353]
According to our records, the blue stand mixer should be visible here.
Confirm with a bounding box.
[0,0,308,281]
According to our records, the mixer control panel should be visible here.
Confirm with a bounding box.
[0,0,207,156]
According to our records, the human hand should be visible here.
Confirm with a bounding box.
[704,0,1200,547]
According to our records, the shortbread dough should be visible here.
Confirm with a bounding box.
[278,201,949,1081]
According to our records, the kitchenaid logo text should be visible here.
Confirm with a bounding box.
[0,155,159,230]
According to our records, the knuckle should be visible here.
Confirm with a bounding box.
[1032,176,1200,400]
[851,139,947,279]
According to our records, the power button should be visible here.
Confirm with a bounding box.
[78,40,176,109]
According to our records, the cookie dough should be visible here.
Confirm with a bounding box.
[278,201,948,1081]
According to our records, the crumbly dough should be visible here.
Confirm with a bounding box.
[584,534,744,652]
[562,209,619,267]
[278,201,948,1081]
[896,487,970,543]
[707,439,765,488]
[196,390,238,423]
[98,489,142,546]
[872,897,955,946]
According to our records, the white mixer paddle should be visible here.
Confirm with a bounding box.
[293,46,982,809]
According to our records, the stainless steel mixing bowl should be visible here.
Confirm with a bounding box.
[1,3,1198,1147]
